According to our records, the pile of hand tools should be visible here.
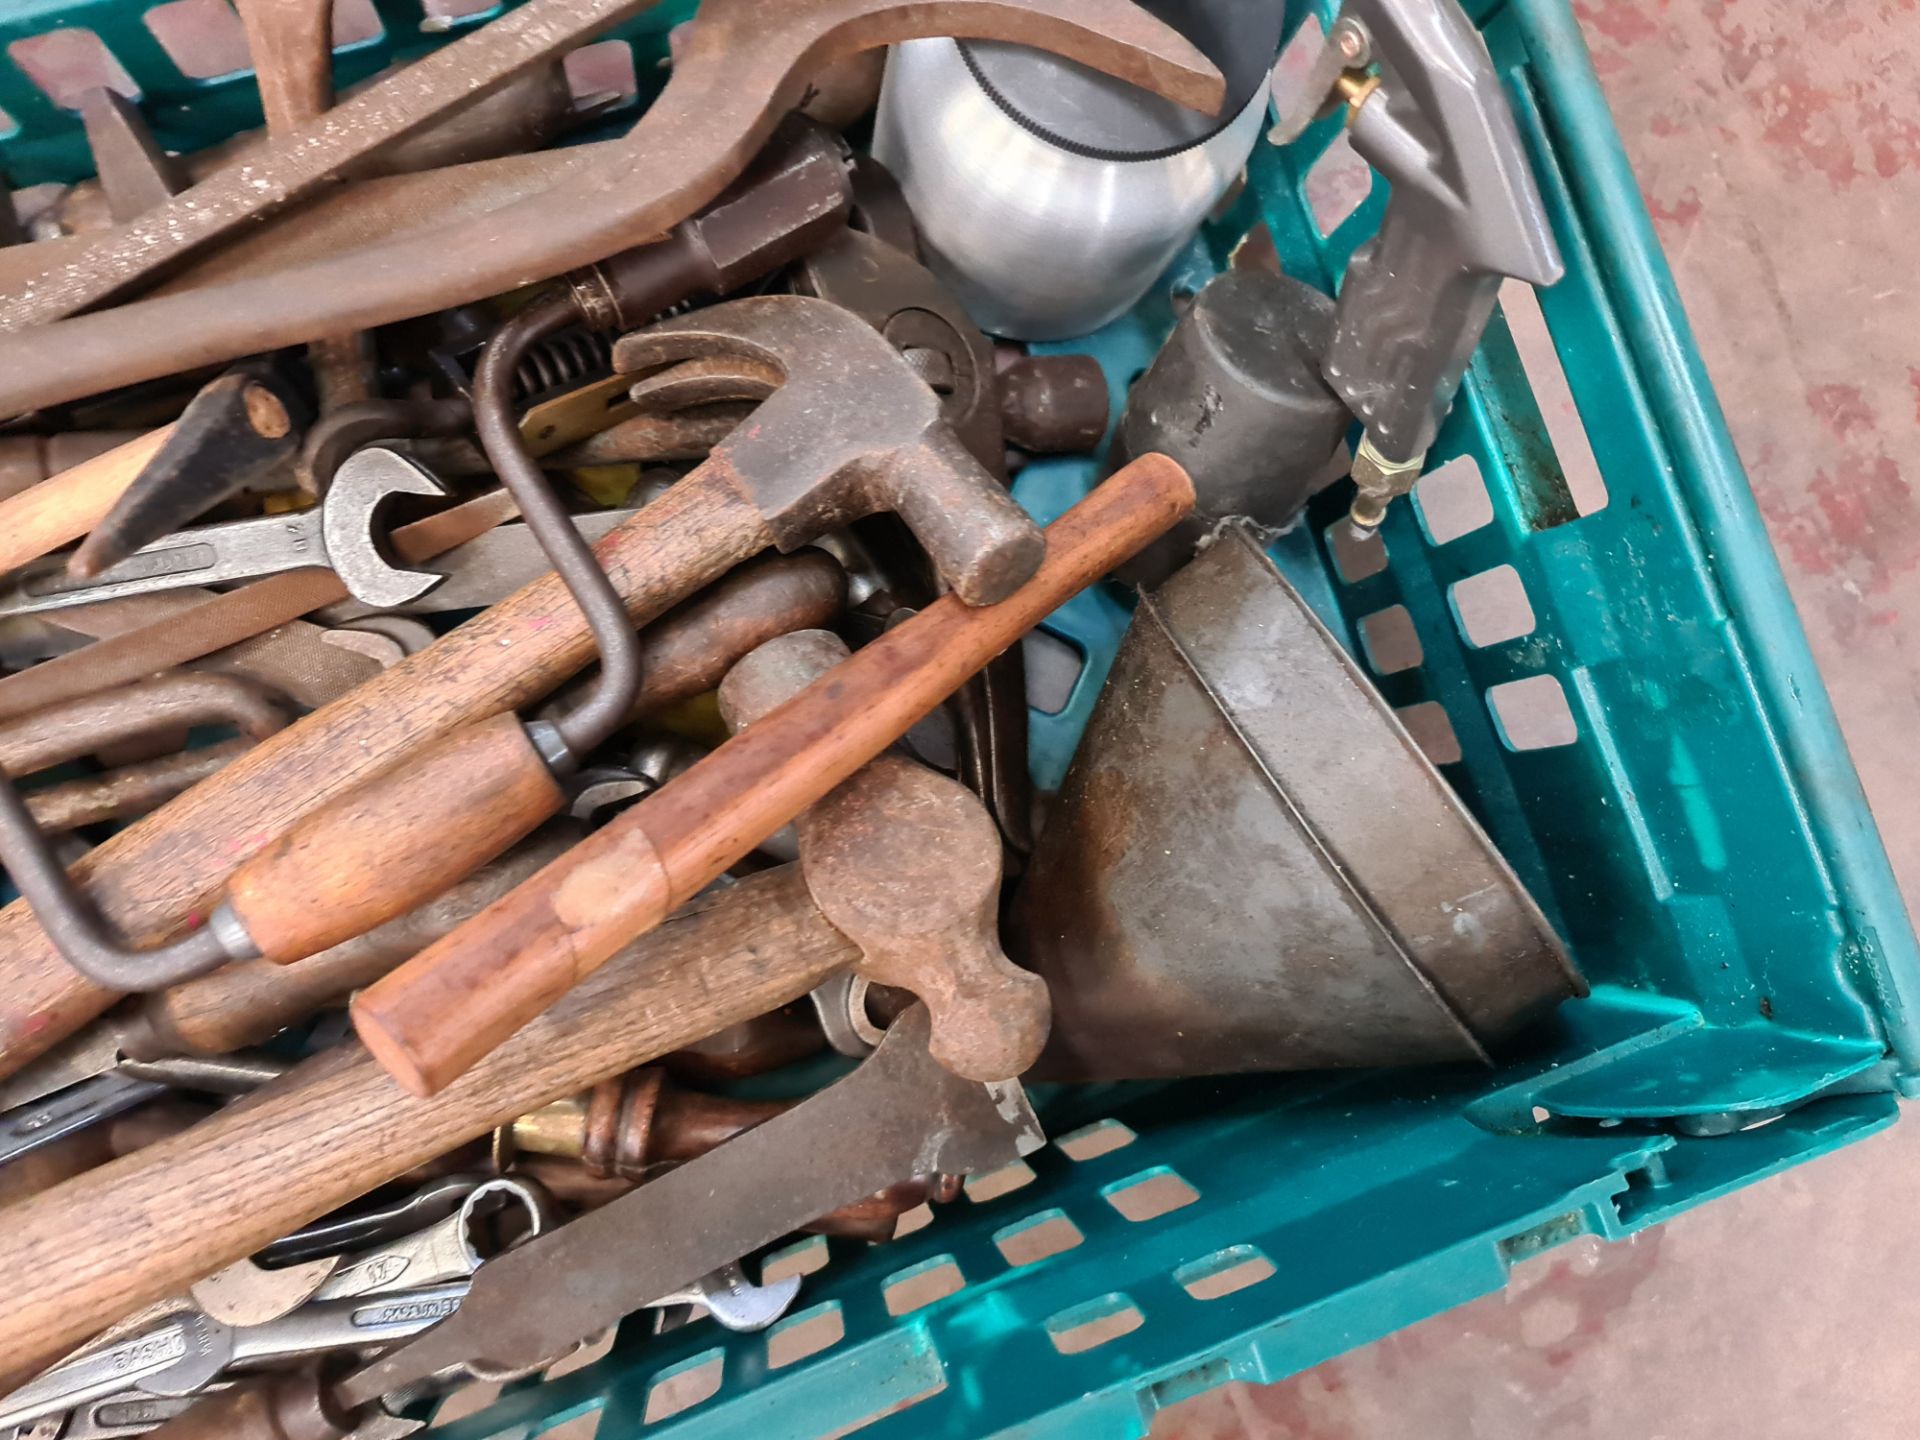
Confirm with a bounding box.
[0,0,1584,1432]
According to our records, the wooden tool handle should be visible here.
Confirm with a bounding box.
[0,425,172,575]
[353,453,1195,1094]
[130,824,578,1057]
[0,865,855,1381]
[217,547,843,973]
[0,477,767,1082]
[224,712,564,964]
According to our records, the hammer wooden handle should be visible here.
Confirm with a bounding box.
[0,865,854,1381]
[225,713,563,963]
[353,453,1195,1094]
[222,550,846,966]
[130,826,578,1057]
[0,426,172,575]
[0,478,769,1082]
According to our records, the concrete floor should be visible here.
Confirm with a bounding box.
[1160,1,1920,1435]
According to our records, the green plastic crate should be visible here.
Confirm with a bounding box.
[4,1,1915,1435]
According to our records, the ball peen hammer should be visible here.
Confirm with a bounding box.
[352,450,1195,1095]
[719,630,1051,1082]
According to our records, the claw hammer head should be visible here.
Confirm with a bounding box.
[613,295,1045,606]
[322,447,451,611]
[720,630,1052,1080]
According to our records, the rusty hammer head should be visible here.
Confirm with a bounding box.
[719,629,1051,1081]
[612,295,1045,607]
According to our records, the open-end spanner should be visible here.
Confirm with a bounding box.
[256,1175,487,1272]
[0,449,447,618]
[0,1283,471,1435]
[0,1054,286,1172]
[0,1073,165,1173]
[3,1387,217,1440]
[649,1262,801,1334]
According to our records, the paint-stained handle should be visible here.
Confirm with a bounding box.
[223,712,564,964]
[353,453,1196,1094]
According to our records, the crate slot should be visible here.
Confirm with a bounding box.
[963,1158,1036,1203]
[1102,1169,1201,1223]
[429,1379,502,1427]
[1176,1245,1277,1301]
[766,1301,845,1369]
[1305,131,1372,238]
[763,1233,830,1283]
[535,1406,605,1440]
[1269,13,1324,109]
[330,0,384,48]
[994,1210,1084,1267]
[1486,673,1579,751]
[883,1255,967,1316]
[564,40,637,103]
[1270,9,1368,247]
[143,0,251,82]
[1054,1118,1137,1162]
[8,30,140,109]
[1413,455,1495,545]
[644,1350,725,1424]
[1326,520,1388,583]
[1498,279,1608,520]
[1395,700,1463,765]
[545,1327,619,1380]
[1045,1294,1145,1355]
[1449,565,1538,648]
[1023,628,1085,716]
[422,0,504,20]
[893,1201,935,1237]
[1359,604,1424,675]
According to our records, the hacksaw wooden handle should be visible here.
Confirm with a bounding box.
[0,425,172,574]
[352,453,1196,1095]
[0,865,856,1383]
[223,712,564,964]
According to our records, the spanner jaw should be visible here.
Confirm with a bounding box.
[323,449,452,611]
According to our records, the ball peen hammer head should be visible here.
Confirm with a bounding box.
[613,295,1045,606]
[719,630,1052,1081]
